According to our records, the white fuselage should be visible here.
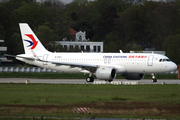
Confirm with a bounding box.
[17,52,177,74]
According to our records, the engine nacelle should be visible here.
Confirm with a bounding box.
[95,67,116,80]
[123,73,144,80]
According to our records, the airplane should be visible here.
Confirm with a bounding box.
[6,23,177,83]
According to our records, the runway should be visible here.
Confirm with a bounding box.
[0,78,180,84]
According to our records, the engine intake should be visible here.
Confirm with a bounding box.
[95,67,116,80]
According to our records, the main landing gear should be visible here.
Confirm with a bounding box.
[151,73,157,83]
[86,76,94,82]
[86,73,94,82]
[85,73,113,83]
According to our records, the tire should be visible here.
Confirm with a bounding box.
[86,77,91,82]
[90,77,94,82]
[86,77,94,82]
[152,79,157,83]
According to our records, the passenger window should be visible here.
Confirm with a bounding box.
[159,59,162,62]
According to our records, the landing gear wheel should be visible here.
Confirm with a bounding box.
[86,77,94,82]
[152,78,157,83]
[86,77,91,82]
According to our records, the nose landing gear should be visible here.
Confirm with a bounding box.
[86,76,94,82]
[151,73,157,83]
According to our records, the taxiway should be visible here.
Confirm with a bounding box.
[0,78,180,84]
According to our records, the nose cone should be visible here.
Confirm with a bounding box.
[170,62,177,71]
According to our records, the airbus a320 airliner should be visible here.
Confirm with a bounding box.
[6,23,177,83]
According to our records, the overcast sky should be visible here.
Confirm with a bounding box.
[61,0,94,4]
[61,0,73,4]
[38,0,164,4]
[63,0,165,4]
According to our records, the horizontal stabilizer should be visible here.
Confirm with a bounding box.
[4,54,35,60]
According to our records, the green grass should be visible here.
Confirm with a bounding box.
[0,84,179,105]
[0,72,178,79]
[0,72,179,119]
[0,84,180,118]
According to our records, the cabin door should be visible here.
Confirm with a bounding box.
[147,55,154,66]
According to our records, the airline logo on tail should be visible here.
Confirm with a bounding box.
[23,34,38,49]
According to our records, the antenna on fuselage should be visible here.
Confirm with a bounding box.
[119,50,123,53]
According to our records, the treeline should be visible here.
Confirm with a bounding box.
[0,0,180,64]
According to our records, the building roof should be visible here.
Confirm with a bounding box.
[69,28,77,35]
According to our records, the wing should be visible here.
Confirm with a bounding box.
[28,50,98,72]
[47,60,98,72]
[47,60,97,68]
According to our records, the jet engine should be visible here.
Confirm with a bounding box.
[95,67,116,80]
[123,73,144,80]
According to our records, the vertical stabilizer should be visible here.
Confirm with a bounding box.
[19,23,49,54]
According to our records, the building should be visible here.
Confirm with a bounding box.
[0,40,12,64]
[57,30,103,52]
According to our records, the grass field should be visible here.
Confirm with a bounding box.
[0,83,180,119]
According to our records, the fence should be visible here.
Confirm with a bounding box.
[0,116,174,120]
[0,116,82,120]
[0,66,58,73]
[0,66,178,74]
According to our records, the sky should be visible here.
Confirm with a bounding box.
[61,0,94,4]
[38,0,164,4]
[61,0,74,4]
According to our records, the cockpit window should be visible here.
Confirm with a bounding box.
[166,59,171,61]
[159,59,171,62]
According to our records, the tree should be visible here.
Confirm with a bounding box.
[163,34,180,64]
[150,1,180,50]
[13,1,46,28]
[3,0,35,10]
[9,33,23,54]
[44,1,72,41]
[114,11,130,52]
[43,0,65,9]
[65,0,92,39]
[91,0,126,41]
[103,32,123,52]
[34,25,59,51]
[0,25,5,39]
[125,4,151,48]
